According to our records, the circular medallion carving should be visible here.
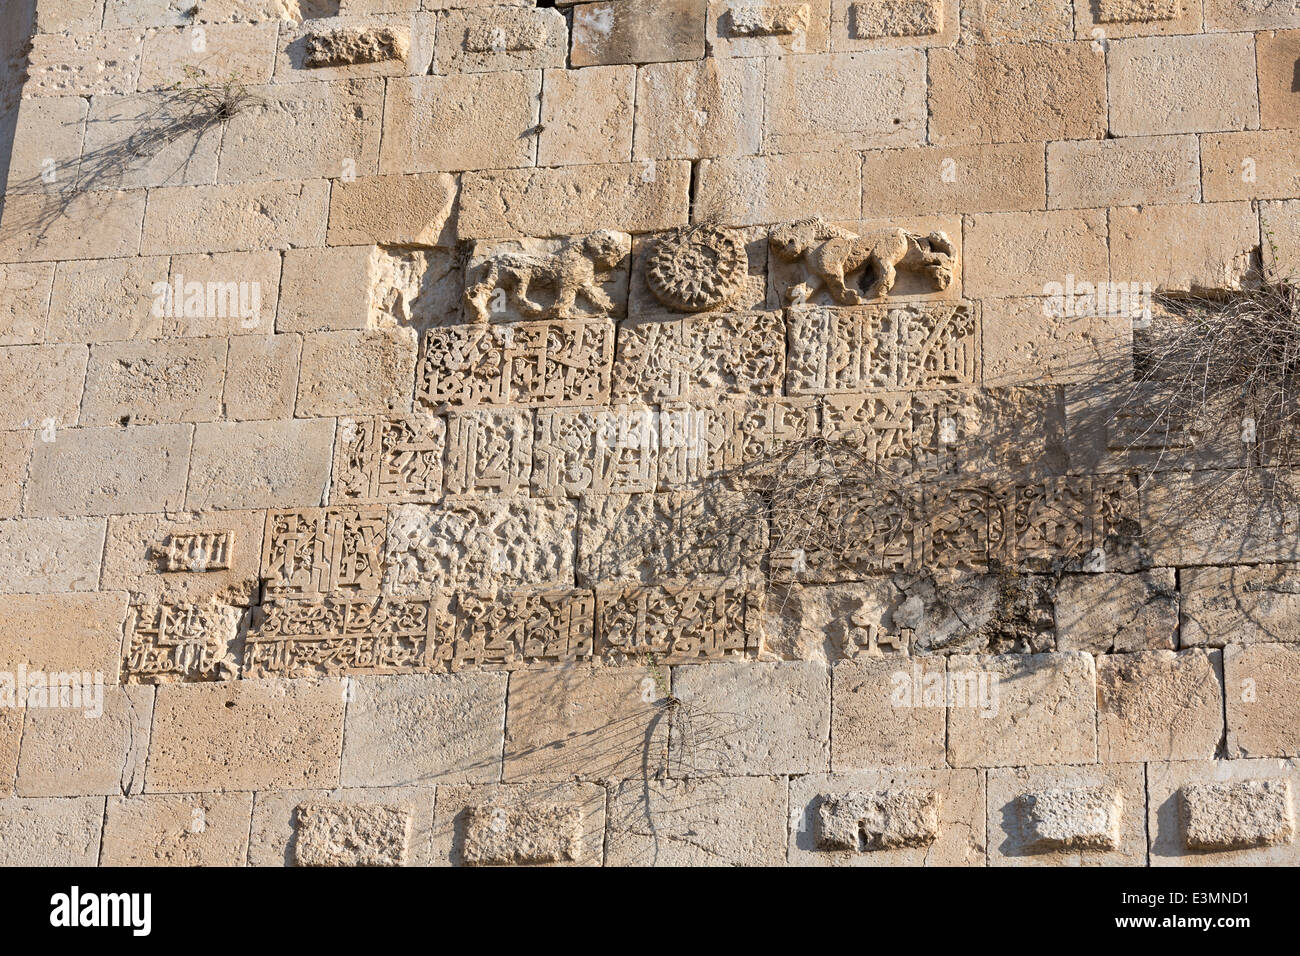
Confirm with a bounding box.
[645,225,748,312]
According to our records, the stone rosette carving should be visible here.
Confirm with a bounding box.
[644,224,749,312]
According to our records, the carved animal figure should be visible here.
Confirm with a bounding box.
[769,217,956,305]
[465,231,625,323]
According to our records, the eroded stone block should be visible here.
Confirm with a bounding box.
[294,802,412,865]
[817,787,941,851]
[1181,780,1295,851]
[461,803,582,866]
[1017,787,1123,851]
[849,0,942,37]
[123,602,244,683]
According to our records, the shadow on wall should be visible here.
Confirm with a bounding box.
[0,0,34,218]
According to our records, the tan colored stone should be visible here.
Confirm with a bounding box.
[0,796,104,865]
[1075,0,1202,40]
[0,344,87,430]
[249,784,435,866]
[0,592,127,677]
[981,296,1130,387]
[709,0,831,57]
[1143,470,1300,566]
[1109,202,1258,293]
[831,657,945,769]
[790,769,985,865]
[380,71,540,174]
[5,96,89,194]
[1055,570,1177,654]
[670,661,830,775]
[46,257,168,344]
[340,673,507,787]
[929,42,1105,144]
[278,13,434,79]
[833,0,958,49]
[15,685,154,797]
[459,162,691,239]
[988,763,1146,865]
[537,65,635,167]
[1258,29,1300,129]
[223,333,300,420]
[0,434,31,519]
[141,180,329,255]
[35,0,105,33]
[1148,758,1300,865]
[186,418,333,510]
[0,264,54,346]
[861,143,1045,216]
[101,0,193,28]
[606,776,788,865]
[25,29,145,97]
[1097,649,1224,762]
[107,252,280,341]
[0,517,106,594]
[816,786,941,850]
[947,652,1097,768]
[1182,564,1300,647]
[79,91,222,190]
[633,58,764,160]
[146,678,345,792]
[277,246,373,332]
[81,338,227,426]
[503,666,666,782]
[1263,199,1300,282]
[326,172,456,247]
[432,782,605,866]
[1047,134,1200,208]
[461,803,581,865]
[0,709,21,798]
[1205,0,1300,29]
[964,209,1108,299]
[101,792,253,865]
[138,22,278,89]
[766,51,925,153]
[296,328,417,416]
[694,152,860,227]
[435,6,567,72]
[1109,34,1259,136]
[0,188,147,262]
[1225,642,1300,757]
[294,801,411,865]
[1203,130,1300,202]
[26,424,192,517]
[961,0,1072,43]
[571,0,707,66]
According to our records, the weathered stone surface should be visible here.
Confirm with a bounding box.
[929,42,1105,144]
[615,311,784,403]
[432,782,605,866]
[1202,130,1300,202]
[81,338,227,425]
[0,188,147,263]
[122,601,244,684]
[989,763,1146,865]
[146,678,345,792]
[709,0,830,57]
[26,424,191,518]
[25,29,145,96]
[224,333,301,421]
[816,786,941,851]
[960,0,1071,42]
[461,803,581,865]
[693,152,861,226]
[790,769,985,865]
[0,435,30,520]
[138,21,278,89]
[1258,29,1300,130]
[463,232,630,324]
[0,264,54,346]
[1263,199,1300,282]
[1182,565,1300,647]
[293,801,412,865]
[1142,470,1300,567]
[296,328,417,417]
[44,257,167,344]
[571,0,707,65]
[14,685,152,797]
[832,658,945,769]
[0,593,127,679]
[1047,135,1200,208]
[286,17,424,77]
[0,796,104,866]
[1077,0,1201,39]
[1108,34,1259,136]
[861,143,1045,216]
[1055,570,1177,653]
[0,709,21,798]
[0,518,106,594]
[7,96,90,195]
[1097,649,1223,762]
[1181,780,1294,850]
[436,7,567,72]
[141,180,329,255]
[276,246,372,332]
[101,792,253,866]
[249,784,435,866]
[340,673,506,786]
[964,209,1108,298]
[1225,642,1300,758]
[634,58,764,160]
[1204,0,1300,30]
[0,344,86,431]
[186,418,333,511]
[1110,201,1258,293]
[947,652,1097,768]
[982,296,1129,388]
[538,65,636,167]
[326,173,455,247]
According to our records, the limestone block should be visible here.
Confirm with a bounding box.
[0,188,147,263]
[6,96,89,194]
[101,511,265,605]
[1097,649,1223,762]
[35,0,105,33]
[249,784,435,866]
[80,338,226,426]
[708,0,830,57]
[102,0,194,27]
[121,601,244,683]
[224,333,301,420]
[277,245,372,332]
[861,143,1045,216]
[0,344,86,430]
[340,672,507,786]
[101,792,253,865]
[1182,565,1300,647]
[832,657,946,769]
[279,14,434,79]
[633,58,764,160]
[1047,135,1200,208]
[441,408,533,496]
[790,769,985,865]
[0,263,55,346]
[1263,199,1300,282]
[0,796,104,866]
[1108,34,1258,136]
[766,51,925,153]
[15,685,154,797]
[26,424,191,517]
[367,247,462,327]
[0,517,106,594]
[964,209,1108,299]
[1258,29,1300,130]
[669,661,829,776]
[185,418,333,511]
[459,162,691,239]
[136,22,277,92]
[538,65,635,166]
[947,652,1097,768]
[435,7,567,72]
[1203,130,1300,202]
[1055,570,1177,654]
[571,0,707,66]
[1148,758,1300,865]
[432,782,605,866]
[294,802,411,865]
[960,0,1072,43]
[138,251,280,339]
[146,678,345,792]
[217,78,385,183]
[0,435,31,519]
[1145,470,1300,566]
[605,776,788,865]
[981,296,1130,388]
[833,0,958,49]
[296,327,417,416]
[141,180,329,255]
[385,499,576,593]
[0,593,127,678]
[0,709,21,798]
[928,42,1105,144]
[988,763,1146,865]
[1114,202,1259,294]
[1225,642,1300,757]
[25,29,145,96]
[502,666,667,782]
[326,172,456,247]
[379,71,540,174]
[1074,0,1202,40]
[1205,0,1300,30]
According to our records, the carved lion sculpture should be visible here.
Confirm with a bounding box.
[769,217,956,306]
[464,230,626,323]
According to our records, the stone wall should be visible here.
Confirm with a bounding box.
[0,0,1298,866]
